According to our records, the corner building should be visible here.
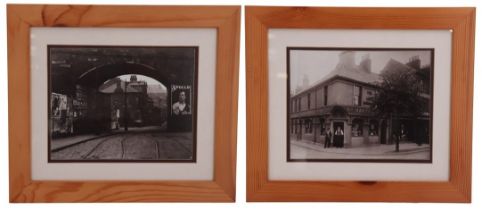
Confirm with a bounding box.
[289,51,431,147]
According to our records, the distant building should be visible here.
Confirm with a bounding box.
[289,51,431,147]
[99,75,159,129]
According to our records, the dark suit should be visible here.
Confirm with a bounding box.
[334,129,344,148]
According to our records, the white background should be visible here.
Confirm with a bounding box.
[0,0,480,209]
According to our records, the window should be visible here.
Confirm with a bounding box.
[307,93,311,109]
[294,119,298,133]
[296,98,299,112]
[297,119,301,133]
[292,100,295,113]
[352,119,363,136]
[297,98,301,112]
[369,120,378,136]
[353,85,362,106]
[324,86,328,106]
[319,118,325,135]
[304,119,312,133]
[296,99,298,112]
[308,120,313,133]
[309,120,312,133]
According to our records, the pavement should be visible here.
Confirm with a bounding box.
[290,139,431,160]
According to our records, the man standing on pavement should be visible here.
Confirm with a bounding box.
[334,126,344,148]
[324,127,332,148]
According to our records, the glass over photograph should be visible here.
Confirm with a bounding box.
[287,48,433,163]
[48,46,198,162]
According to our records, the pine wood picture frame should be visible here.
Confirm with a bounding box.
[8,4,240,202]
[246,6,474,202]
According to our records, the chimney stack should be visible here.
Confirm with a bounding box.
[338,51,356,68]
[406,56,421,69]
[359,54,371,73]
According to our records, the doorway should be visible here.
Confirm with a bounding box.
[333,122,344,133]
[333,121,345,148]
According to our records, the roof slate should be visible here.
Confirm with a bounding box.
[295,60,381,96]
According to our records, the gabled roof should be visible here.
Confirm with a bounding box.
[316,62,381,85]
[294,58,381,96]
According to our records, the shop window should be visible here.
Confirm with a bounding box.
[298,120,302,133]
[352,119,363,137]
[304,119,312,133]
[319,118,325,135]
[369,120,378,136]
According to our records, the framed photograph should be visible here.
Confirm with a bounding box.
[287,47,434,163]
[246,7,474,202]
[48,46,198,163]
[8,5,240,202]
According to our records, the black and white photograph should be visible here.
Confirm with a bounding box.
[171,85,192,116]
[48,46,198,162]
[287,48,433,162]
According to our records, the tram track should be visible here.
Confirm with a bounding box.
[50,132,120,153]
[50,129,192,160]
[81,136,115,159]
[120,134,129,159]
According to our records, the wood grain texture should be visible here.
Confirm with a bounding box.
[246,6,475,202]
[7,4,240,202]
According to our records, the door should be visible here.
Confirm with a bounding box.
[333,122,344,132]
[333,122,344,147]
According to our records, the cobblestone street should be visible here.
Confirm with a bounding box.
[50,127,193,161]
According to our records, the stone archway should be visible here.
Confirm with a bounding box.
[77,63,170,87]
[73,62,175,133]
